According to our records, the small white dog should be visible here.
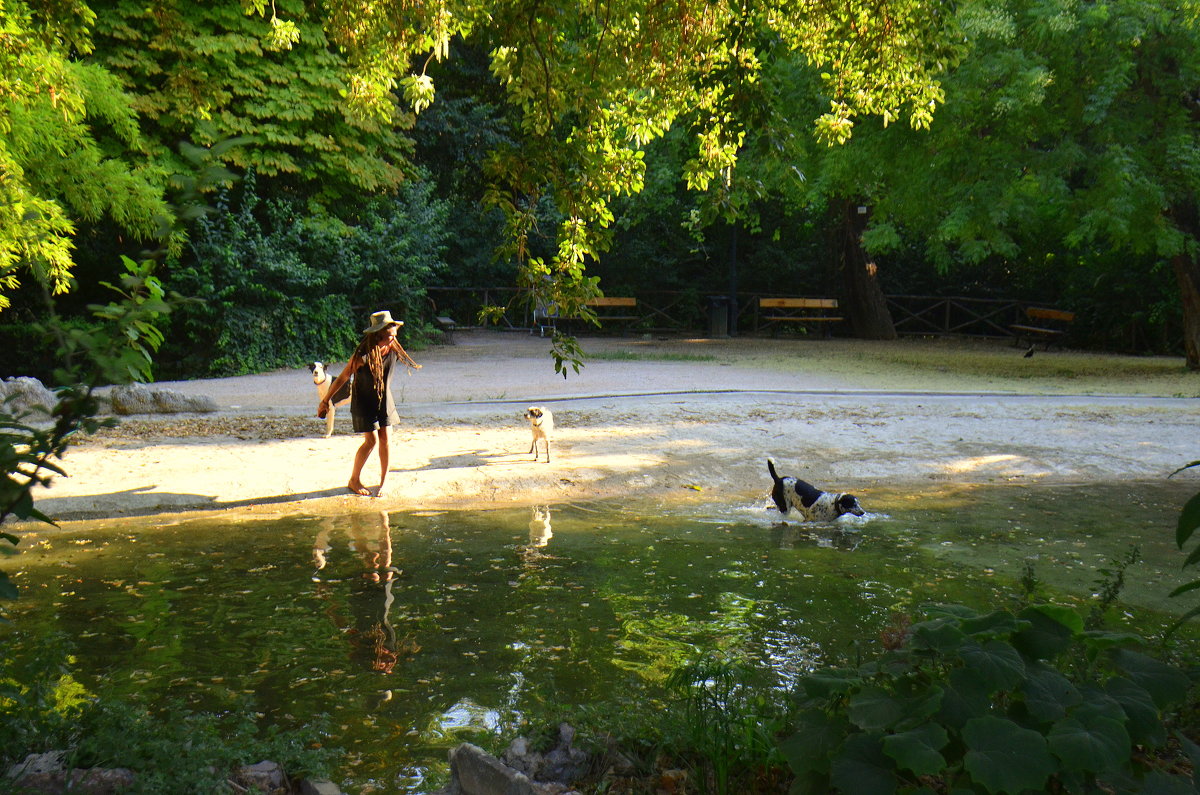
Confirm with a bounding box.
[524,406,553,462]
[309,361,351,437]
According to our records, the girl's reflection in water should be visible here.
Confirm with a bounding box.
[310,511,412,676]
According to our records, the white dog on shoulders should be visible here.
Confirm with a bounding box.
[309,361,351,437]
[524,406,553,462]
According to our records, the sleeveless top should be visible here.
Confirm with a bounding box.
[350,350,401,431]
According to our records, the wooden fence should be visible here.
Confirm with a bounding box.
[422,287,1033,339]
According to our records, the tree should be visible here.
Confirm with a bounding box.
[805,0,1200,367]
[304,0,959,367]
[88,0,413,206]
[0,0,173,311]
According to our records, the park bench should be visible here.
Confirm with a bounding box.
[1010,306,1075,350]
[756,297,843,336]
[585,296,639,332]
[434,314,458,342]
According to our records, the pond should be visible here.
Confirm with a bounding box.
[4,480,1198,793]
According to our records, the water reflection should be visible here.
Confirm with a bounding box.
[525,506,553,559]
[311,511,411,676]
[771,523,863,551]
[6,483,1198,794]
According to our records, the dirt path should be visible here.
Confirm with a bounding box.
[32,331,1200,522]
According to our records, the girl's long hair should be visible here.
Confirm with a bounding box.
[355,330,389,403]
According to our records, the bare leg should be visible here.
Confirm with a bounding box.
[348,431,375,496]
[374,427,390,498]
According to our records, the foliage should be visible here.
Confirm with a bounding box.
[780,0,1200,364]
[89,0,412,206]
[0,0,174,312]
[1168,460,1200,636]
[0,257,174,616]
[0,634,335,794]
[162,171,449,376]
[781,602,1197,794]
[665,654,789,795]
[297,0,961,370]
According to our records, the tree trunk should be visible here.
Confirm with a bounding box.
[836,200,896,340]
[1172,252,1200,370]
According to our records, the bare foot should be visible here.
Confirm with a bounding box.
[347,480,370,496]
[374,485,386,499]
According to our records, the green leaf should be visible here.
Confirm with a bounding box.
[959,640,1025,693]
[938,668,991,730]
[908,617,966,653]
[1013,605,1078,659]
[963,716,1054,794]
[1020,662,1081,723]
[1178,492,1200,550]
[780,710,850,776]
[924,604,979,620]
[882,722,948,777]
[961,609,1024,637]
[849,687,907,731]
[1133,770,1197,794]
[1110,649,1190,709]
[1047,712,1130,773]
[800,669,860,699]
[1167,580,1200,598]
[1176,730,1200,789]
[1105,676,1164,746]
[830,733,896,795]
[1079,629,1143,652]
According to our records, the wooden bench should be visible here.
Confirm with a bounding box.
[585,296,639,332]
[757,297,843,336]
[1010,307,1074,350]
[434,314,458,342]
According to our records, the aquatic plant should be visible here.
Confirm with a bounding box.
[781,602,1197,794]
[665,654,788,795]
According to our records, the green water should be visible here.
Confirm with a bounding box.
[4,481,1198,793]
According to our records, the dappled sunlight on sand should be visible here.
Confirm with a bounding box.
[938,453,1042,477]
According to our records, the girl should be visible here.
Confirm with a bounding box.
[319,310,421,497]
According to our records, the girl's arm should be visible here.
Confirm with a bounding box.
[390,340,421,370]
[319,354,360,411]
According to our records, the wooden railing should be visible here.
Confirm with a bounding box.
[420,287,1032,339]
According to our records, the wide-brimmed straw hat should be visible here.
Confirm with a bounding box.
[364,310,403,334]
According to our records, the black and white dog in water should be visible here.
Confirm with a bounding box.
[767,459,865,521]
[524,406,553,462]
[309,361,351,437]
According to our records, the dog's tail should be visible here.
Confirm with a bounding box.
[767,458,782,485]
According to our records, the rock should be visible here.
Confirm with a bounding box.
[447,743,546,795]
[299,779,345,795]
[235,760,285,792]
[539,723,590,784]
[5,752,135,794]
[0,376,58,418]
[108,382,218,415]
[6,751,67,781]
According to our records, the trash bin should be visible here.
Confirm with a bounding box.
[706,296,730,337]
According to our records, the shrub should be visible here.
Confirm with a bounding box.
[161,171,449,377]
[782,602,1197,794]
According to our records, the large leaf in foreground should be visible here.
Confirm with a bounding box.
[1047,709,1130,773]
[882,722,948,777]
[830,733,895,795]
[963,716,1054,794]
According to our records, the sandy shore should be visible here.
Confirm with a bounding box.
[30,330,1200,523]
